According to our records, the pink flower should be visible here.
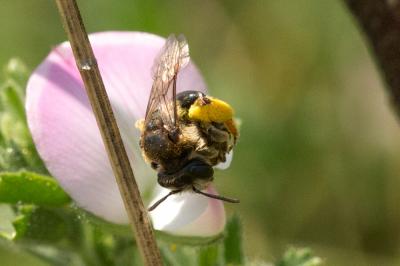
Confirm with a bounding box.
[26,31,226,236]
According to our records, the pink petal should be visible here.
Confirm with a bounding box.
[26,31,209,224]
[149,185,225,236]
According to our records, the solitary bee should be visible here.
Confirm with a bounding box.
[136,34,239,211]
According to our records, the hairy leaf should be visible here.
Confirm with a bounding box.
[0,171,70,206]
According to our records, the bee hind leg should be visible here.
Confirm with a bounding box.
[206,125,230,143]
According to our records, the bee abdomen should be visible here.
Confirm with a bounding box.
[142,131,173,160]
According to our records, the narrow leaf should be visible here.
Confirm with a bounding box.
[224,214,244,265]
[198,244,223,266]
[1,81,26,122]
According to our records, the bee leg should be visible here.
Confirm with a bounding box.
[206,126,229,143]
[196,146,219,158]
[192,186,240,203]
[148,189,182,211]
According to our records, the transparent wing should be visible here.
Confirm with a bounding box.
[144,34,189,131]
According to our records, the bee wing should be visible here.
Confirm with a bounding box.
[145,34,189,131]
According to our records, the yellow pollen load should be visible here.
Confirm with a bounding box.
[188,97,233,123]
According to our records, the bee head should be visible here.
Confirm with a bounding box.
[157,158,214,190]
[176,90,206,110]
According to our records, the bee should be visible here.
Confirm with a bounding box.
[136,34,239,211]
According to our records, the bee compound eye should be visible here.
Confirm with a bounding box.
[150,162,159,169]
[177,90,202,109]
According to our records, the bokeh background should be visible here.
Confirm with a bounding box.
[1,1,400,265]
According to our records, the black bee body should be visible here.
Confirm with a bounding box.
[141,91,216,191]
[138,35,239,211]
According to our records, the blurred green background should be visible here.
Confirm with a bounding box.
[1,1,400,265]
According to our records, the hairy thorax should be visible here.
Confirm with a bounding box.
[137,94,238,191]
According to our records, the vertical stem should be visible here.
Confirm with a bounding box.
[54,1,163,265]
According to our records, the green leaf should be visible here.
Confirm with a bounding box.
[0,59,47,174]
[0,141,31,172]
[198,244,223,266]
[0,204,17,240]
[3,58,29,87]
[0,80,26,122]
[73,207,131,236]
[13,205,67,243]
[0,130,4,147]
[0,171,70,206]
[0,139,46,173]
[276,247,323,266]
[0,85,30,149]
[159,243,197,266]
[24,245,84,266]
[224,215,244,265]
[91,227,139,266]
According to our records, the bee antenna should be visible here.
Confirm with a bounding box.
[148,189,182,212]
[192,186,240,204]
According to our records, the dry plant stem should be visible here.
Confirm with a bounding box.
[54,1,163,265]
[345,0,400,116]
